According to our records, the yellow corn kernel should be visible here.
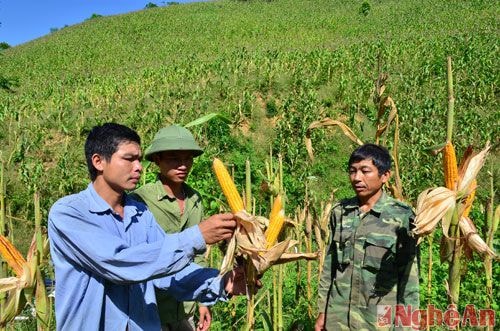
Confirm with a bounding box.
[0,235,26,277]
[443,141,458,190]
[463,181,476,217]
[213,158,244,213]
[265,195,285,248]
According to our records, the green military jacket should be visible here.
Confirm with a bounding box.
[317,192,419,330]
[130,178,207,325]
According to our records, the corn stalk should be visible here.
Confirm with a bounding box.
[265,151,284,331]
[244,159,256,331]
[414,58,496,310]
[483,165,498,331]
[33,192,52,330]
[276,155,284,331]
[445,57,463,306]
[426,234,434,331]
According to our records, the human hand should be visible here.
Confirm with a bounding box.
[196,305,211,331]
[198,213,236,245]
[314,313,326,331]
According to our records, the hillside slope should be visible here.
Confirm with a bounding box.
[0,0,497,237]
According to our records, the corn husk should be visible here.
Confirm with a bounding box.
[413,187,456,240]
[220,210,318,275]
[457,142,490,197]
[459,216,496,257]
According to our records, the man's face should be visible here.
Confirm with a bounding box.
[154,150,194,185]
[348,158,389,200]
[99,141,142,191]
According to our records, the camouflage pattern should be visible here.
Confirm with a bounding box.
[130,178,206,327]
[318,192,419,330]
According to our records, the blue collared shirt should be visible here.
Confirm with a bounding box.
[48,183,226,331]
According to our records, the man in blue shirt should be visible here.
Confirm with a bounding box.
[48,123,243,331]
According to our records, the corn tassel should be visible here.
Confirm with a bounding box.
[213,158,244,213]
[265,195,285,248]
[443,141,458,190]
[0,235,26,277]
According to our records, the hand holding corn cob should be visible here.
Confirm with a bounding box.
[212,158,318,275]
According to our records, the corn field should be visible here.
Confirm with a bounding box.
[0,0,498,329]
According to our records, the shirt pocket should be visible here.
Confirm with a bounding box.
[363,234,396,271]
[362,234,397,295]
[333,228,354,266]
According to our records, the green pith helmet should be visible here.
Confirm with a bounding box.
[144,125,203,161]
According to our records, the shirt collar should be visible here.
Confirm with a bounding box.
[370,191,388,214]
[152,178,174,201]
[86,183,113,213]
[343,197,359,210]
[153,178,195,203]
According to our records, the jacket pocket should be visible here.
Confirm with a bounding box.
[362,234,397,296]
[333,228,354,266]
[362,234,396,272]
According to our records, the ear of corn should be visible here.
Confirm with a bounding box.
[0,235,26,277]
[213,158,244,213]
[462,181,476,217]
[443,141,458,190]
[459,216,496,257]
[265,195,285,248]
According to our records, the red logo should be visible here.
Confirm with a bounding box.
[377,304,496,330]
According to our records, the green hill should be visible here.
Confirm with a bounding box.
[0,0,498,328]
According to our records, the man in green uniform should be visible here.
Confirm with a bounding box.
[131,125,213,331]
[315,143,419,330]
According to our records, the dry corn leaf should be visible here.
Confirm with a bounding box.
[305,118,363,161]
[375,96,397,140]
[219,231,238,275]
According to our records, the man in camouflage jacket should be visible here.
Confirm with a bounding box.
[315,144,419,330]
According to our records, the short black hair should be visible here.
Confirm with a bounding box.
[84,123,141,181]
[348,143,391,175]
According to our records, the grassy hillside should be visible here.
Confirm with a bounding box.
[0,0,498,328]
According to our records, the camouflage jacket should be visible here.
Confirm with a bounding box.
[317,192,419,330]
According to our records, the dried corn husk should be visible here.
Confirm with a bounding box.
[457,142,490,197]
[459,216,496,257]
[219,210,318,275]
[413,187,456,240]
